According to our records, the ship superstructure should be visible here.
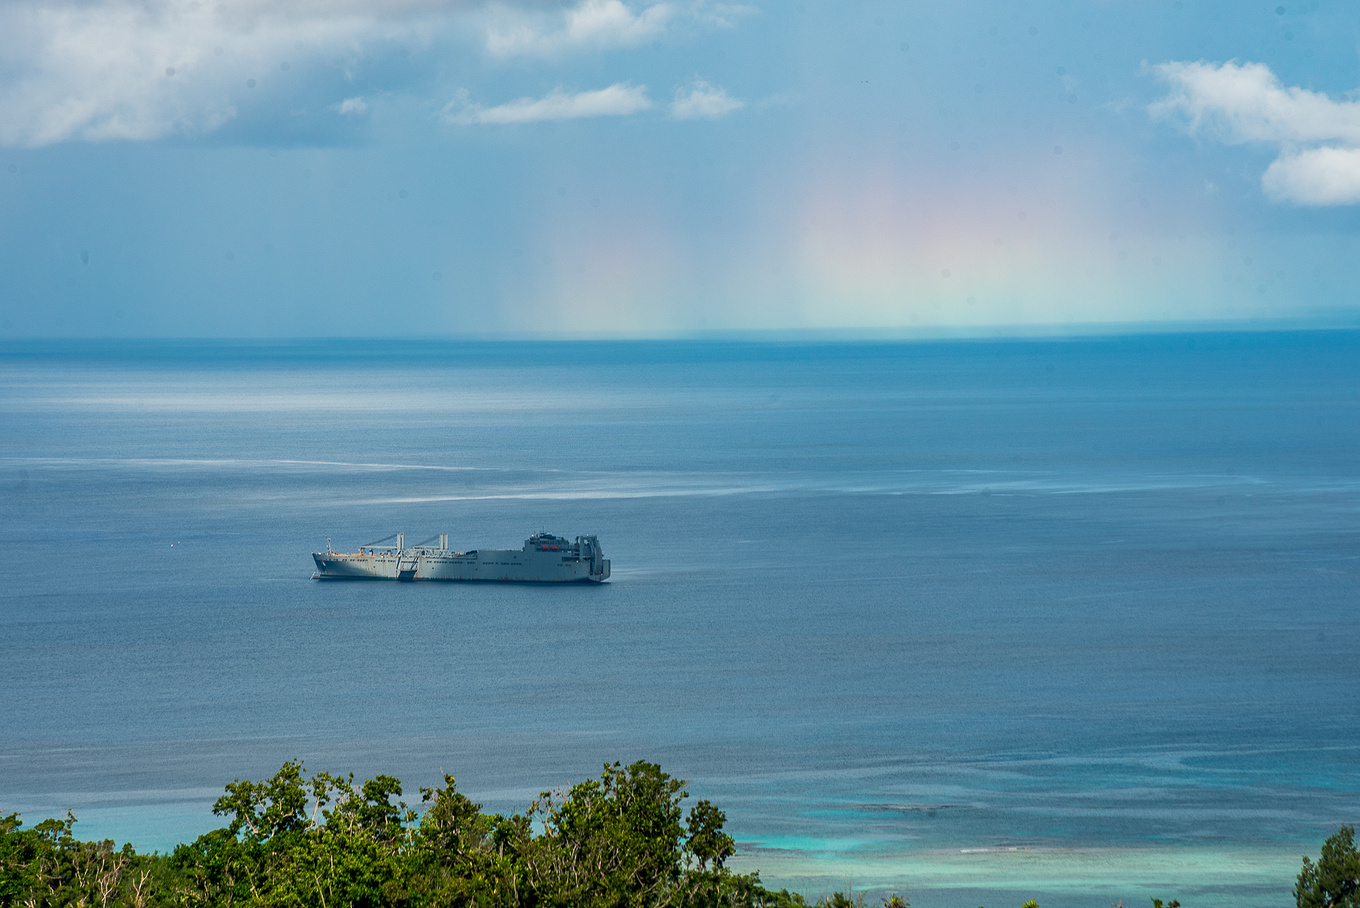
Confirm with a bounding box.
[312,532,610,583]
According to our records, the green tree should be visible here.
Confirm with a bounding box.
[276,770,417,908]
[685,801,735,874]
[0,812,44,907]
[213,760,312,841]
[180,760,422,908]
[172,825,256,907]
[1297,826,1360,908]
[0,810,146,908]
[410,774,527,907]
[525,760,688,908]
[178,760,320,905]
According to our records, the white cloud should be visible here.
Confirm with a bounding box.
[337,96,369,115]
[0,0,414,147]
[2,0,224,145]
[1262,147,1360,206]
[1150,61,1360,145]
[485,0,672,58]
[671,79,741,120]
[445,83,651,124]
[1150,60,1360,206]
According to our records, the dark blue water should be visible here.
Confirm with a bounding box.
[2,334,1358,907]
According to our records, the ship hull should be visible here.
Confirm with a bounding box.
[312,535,610,583]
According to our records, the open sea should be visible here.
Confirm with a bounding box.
[2,333,1358,907]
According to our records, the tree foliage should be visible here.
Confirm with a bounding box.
[1297,826,1360,908]
[1,760,905,908]
[0,809,160,908]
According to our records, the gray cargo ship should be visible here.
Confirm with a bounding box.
[312,532,610,583]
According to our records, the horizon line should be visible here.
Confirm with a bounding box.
[3,316,1360,348]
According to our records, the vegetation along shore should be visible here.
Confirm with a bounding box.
[2,760,1355,908]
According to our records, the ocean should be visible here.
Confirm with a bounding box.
[2,333,1357,907]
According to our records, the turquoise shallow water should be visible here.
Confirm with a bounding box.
[1,334,1358,907]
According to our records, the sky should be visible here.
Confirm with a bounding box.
[0,0,1358,338]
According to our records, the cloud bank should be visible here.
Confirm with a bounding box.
[1151,60,1360,205]
[0,0,712,146]
[0,0,436,147]
[445,83,651,124]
